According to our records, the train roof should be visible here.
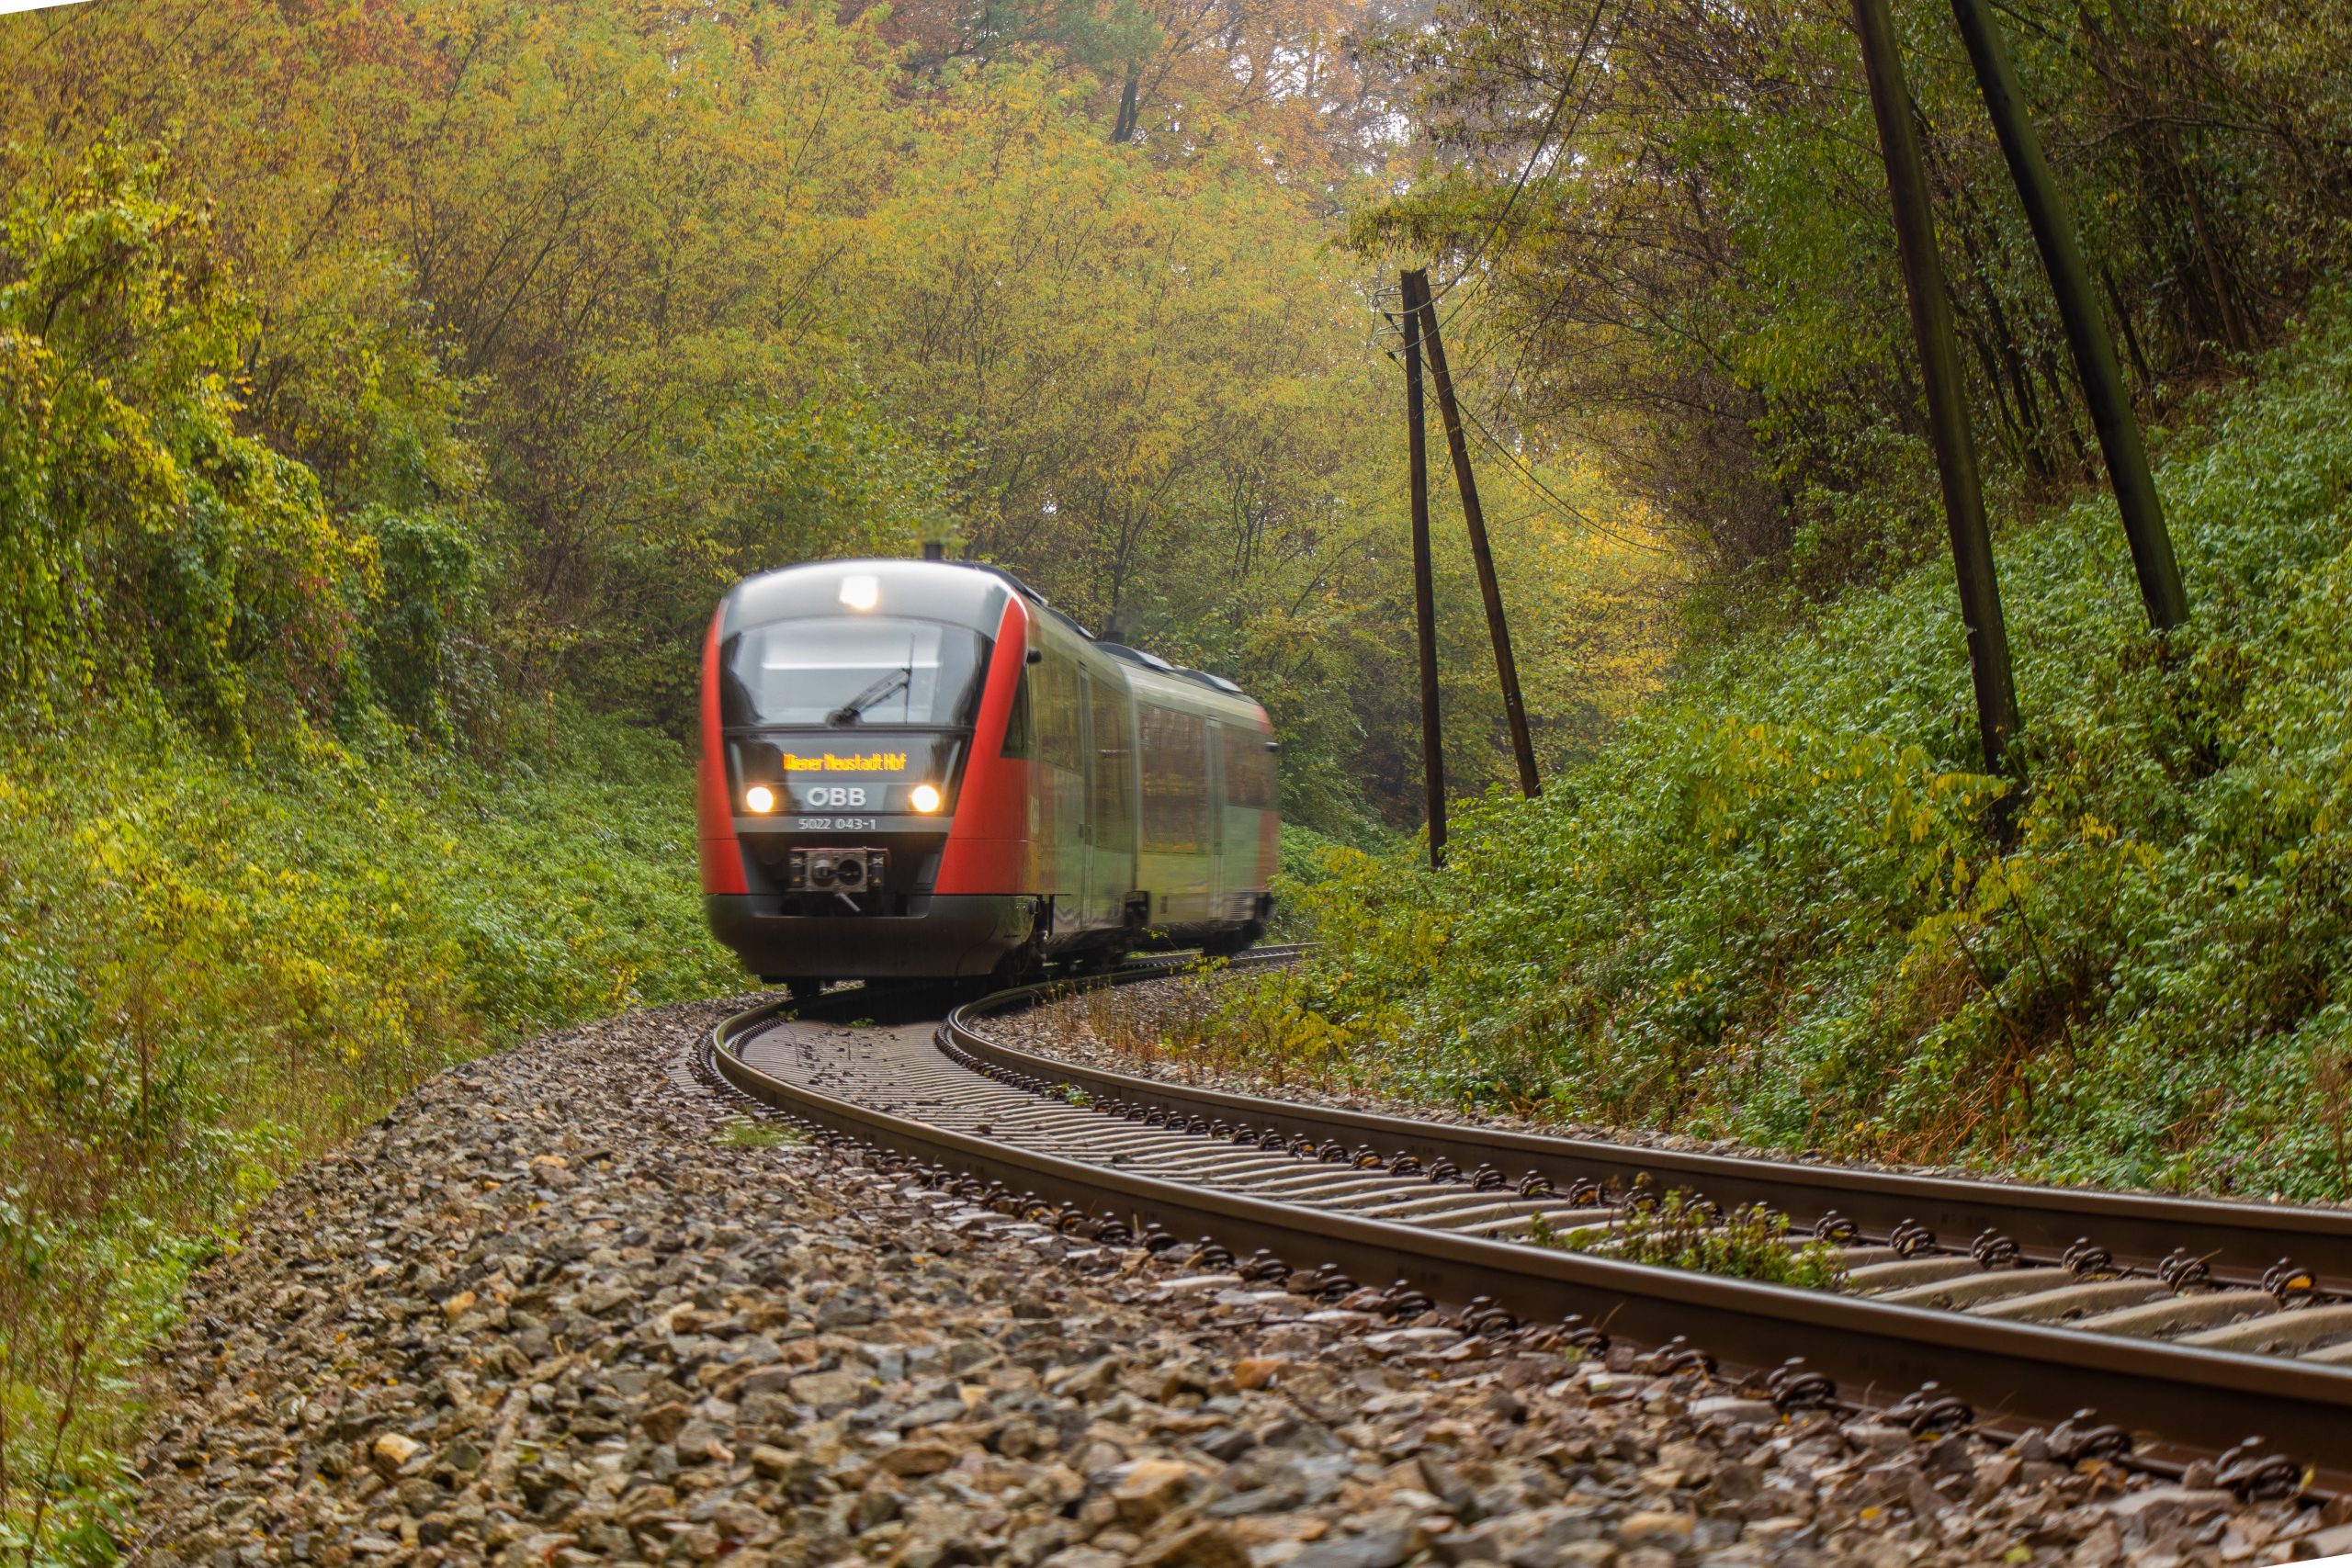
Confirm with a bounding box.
[732,557,1255,705]
[938,566,1251,702]
[1096,643,1245,697]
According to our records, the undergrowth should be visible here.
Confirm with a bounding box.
[1268,824,1365,940]
[0,702,733,1562]
[1204,289,2352,1201]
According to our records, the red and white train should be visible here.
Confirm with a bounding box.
[697,558,1279,989]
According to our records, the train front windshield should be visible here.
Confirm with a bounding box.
[728,616,989,729]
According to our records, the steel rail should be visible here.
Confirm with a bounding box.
[707,997,2352,1495]
[944,983,2352,1292]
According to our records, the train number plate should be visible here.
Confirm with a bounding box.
[793,816,878,831]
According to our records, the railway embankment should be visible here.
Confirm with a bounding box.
[137,1003,2346,1567]
[1084,297,2352,1203]
[1001,976,1922,1173]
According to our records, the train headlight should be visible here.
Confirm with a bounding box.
[909,783,943,814]
[839,573,879,611]
[744,784,776,814]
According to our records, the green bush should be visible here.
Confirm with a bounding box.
[1270,822,1383,939]
[1,140,489,757]
[1229,291,2352,1201]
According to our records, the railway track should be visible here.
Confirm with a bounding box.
[703,953,2352,1500]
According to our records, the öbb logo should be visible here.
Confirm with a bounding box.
[804,785,871,807]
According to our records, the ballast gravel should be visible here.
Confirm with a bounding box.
[135,1000,2347,1568]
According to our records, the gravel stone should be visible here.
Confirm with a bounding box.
[128,998,2336,1568]
[1291,1529,1415,1568]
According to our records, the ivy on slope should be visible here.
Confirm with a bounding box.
[1258,293,2352,1200]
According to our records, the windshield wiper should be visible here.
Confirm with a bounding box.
[827,668,910,726]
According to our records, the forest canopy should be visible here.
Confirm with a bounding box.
[0,0,1677,831]
[1358,0,2352,615]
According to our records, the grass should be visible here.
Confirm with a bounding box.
[1204,288,2352,1202]
[0,699,734,1562]
[1532,1193,1849,1290]
[718,1119,811,1150]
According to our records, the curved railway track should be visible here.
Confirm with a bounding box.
[702,953,2352,1501]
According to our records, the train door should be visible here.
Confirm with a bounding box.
[1080,669,1136,929]
[1032,649,1088,938]
[1204,719,1227,919]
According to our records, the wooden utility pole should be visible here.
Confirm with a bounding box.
[1849,0,2020,772]
[1948,0,2188,631]
[1402,269,1448,866]
[1407,270,1542,799]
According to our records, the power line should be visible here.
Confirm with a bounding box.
[1378,264,1672,557]
[1363,3,1612,503]
[1422,0,1611,332]
[1454,400,1672,557]
[1380,333,1670,556]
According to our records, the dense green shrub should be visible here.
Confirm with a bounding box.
[2,135,504,756]
[0,132,757,1563]
[1269,822,1385,939]
[1233,293,2352,1201]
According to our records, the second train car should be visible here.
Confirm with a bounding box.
[697,558,1279,988]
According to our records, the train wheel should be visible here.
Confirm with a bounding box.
[989,950,1046,990]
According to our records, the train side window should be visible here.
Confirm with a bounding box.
[1227,727,1276,808]
[1141,705,1207,852]
[1035,655,1083,773]
[1000,671,1033,758]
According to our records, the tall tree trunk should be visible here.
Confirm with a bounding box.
[2101,265,2157,400]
